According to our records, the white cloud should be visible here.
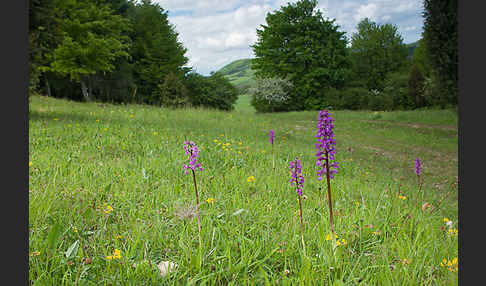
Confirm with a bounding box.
[153,0,423,75]
[355,3,378,22]
[404,26,417,31]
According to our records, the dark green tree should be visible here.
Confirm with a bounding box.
[129,0,189,103]
[42,0,131,101]
[87,0,137,103]
[29,0,64,95]
[152,72,189,107]
[251,0,349,111]
[185,72,238,111]
[422,0,457,106]
[408,64,426,108]
[349,18,408,91]
[412,38,432,77]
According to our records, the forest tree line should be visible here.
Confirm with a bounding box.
[29,0,238,110]
[249,0,457,112]
[29,0,456,112]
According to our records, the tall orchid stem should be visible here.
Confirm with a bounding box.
[324,149,335,234]
[271,144,275,170]
[298,196,304,226]
[298,196,306,257]
[191,169,202,233]
[416,175,423,207]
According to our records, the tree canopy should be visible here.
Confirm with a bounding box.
[349,18,409,92]
[422,0,457,106]
[29,0,202,107]
[251,0,349,111]
[42,0,131,101]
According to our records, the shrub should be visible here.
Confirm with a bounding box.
[408,64,426,108]
[339,87,371,110]
[185,72,238,111]
[249,77,294,112]
[364,89,394,111]
[382,71,412,110]
[311,87,372,110]
[422,72,454,109]
[151,72,189,108]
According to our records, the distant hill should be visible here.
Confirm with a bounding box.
[219,40,420,91]
[217,59,255,91]
[406,40,420,58]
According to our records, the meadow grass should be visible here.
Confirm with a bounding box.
[29,95,458,285]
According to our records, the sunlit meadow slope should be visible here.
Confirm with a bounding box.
[29,95,458,285]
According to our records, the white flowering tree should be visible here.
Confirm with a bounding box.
[249,77,293,112]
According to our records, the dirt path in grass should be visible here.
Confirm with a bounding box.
[361,119,457,132]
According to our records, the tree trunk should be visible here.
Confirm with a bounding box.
[80,79,91,102]
[132,85,137,103]
[45,76,52,97]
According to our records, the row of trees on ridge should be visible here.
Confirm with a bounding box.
[250,0,457,112]
[29,0,238,110]
[29,0,456,112]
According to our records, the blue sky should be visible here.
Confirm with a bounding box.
[154,0,424,75]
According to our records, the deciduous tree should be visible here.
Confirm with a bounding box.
[251,0,349,111]
[349,18,408,92]
[422,0,457,106]
[43,0,131,101]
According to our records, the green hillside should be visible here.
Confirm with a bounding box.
[220,40,419,90]
[217,58,255,91]
[407,40,420,58]
[29,94,458,284]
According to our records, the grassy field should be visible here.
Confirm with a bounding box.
[29,95,458,285]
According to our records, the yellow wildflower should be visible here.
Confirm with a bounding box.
[440,257,458,272]
[30,251,41,257]
[106,248,121,260]
[443,217,450,223]
[325,233,339,241]
[103,204,114,214]
[448,228,458,236]
[336,239,347,246]
[29,161,33,167]
[213,139,219,143]
[398,195,407,200]
[440,258,447,267]
[247,176,256,183]
[206,198,215,204]
[238,142,243,145]
[238,151,242,155]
